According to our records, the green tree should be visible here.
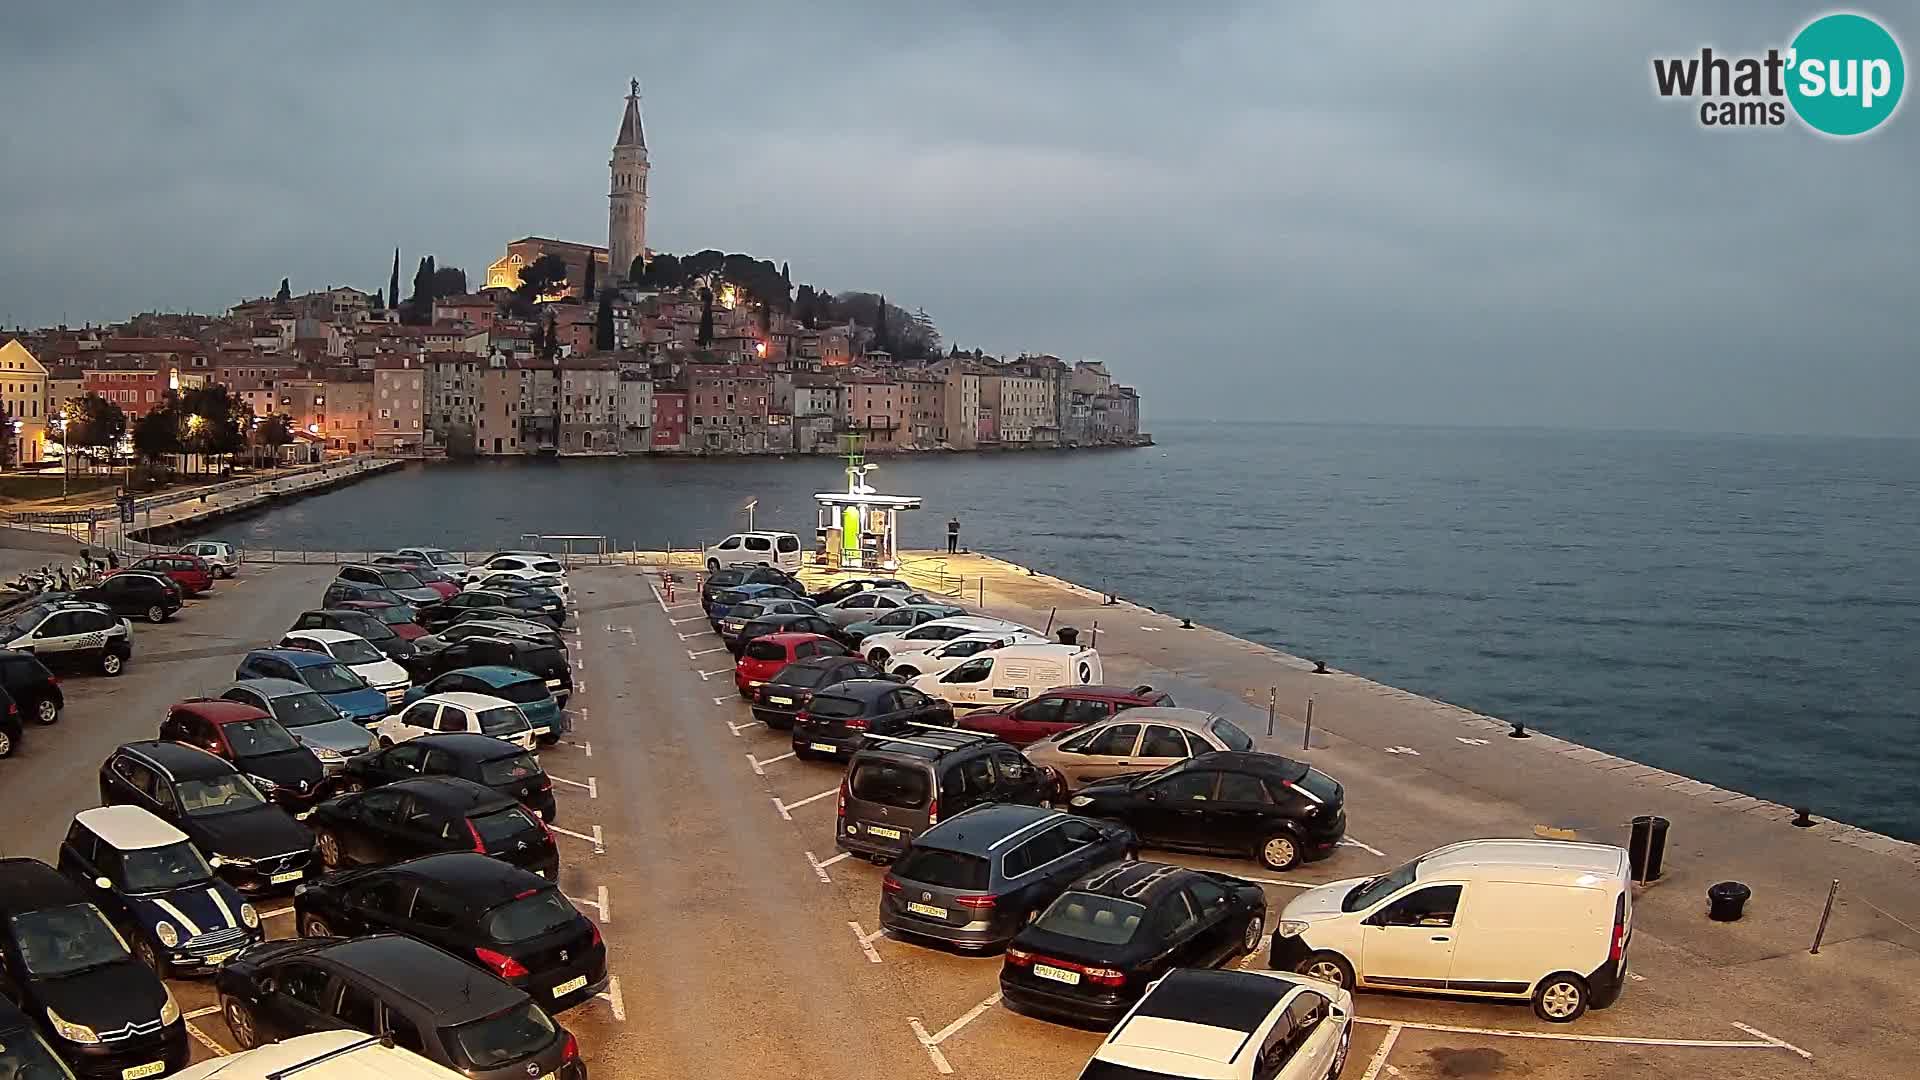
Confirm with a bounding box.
[430,265,467,298]
[697,287,714,346]
[0,414,16,471]
[874,295,889,351]
[275,277,291,304]
[596,293,615,350]
[131,408,180,471]
[176,385,248,473]
[255,413,294,466]
[64,393,127,474]
[389,248,401,313]
[583,258,597,301]
[516,255,571,303]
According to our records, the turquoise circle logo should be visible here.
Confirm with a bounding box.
[1787,13,1905,136]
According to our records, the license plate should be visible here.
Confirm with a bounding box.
[769,695,793,705]
[865,825,903,840]
[1034,964,1082,985]
[205,950,237,965]
[545,679,562,688]
[552,975,588,998]
[904,901,947,919]
[294,810,314,821]
[270,870,303,884]
[123,1063,166,1080]
[810,742,838,753]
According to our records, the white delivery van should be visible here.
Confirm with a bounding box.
[706,531,804,573]
[1268,838,1633,1023]
[908,642,1103,710]
[170,1031,466,1080]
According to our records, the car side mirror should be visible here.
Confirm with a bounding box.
[208,855,226,869]
[93,876,112,890]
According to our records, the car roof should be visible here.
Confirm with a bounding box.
[285,628,368,645]
[756,632,834,647]
[811,678,900,703]
[977,643,1091,660]
[117,739,237,779]
[901,616,1023,633]
[1109,970,1310,1067]
[1414,839,1630,884]
[172,699,273,725]
[884,604,962,618]
[1096,706,1221,730]
[0,857,88,915]
[856,726,991,761]
[420,691,519,713]
[410,732,531,760]
[787,653,863,670]
[309,935,523,1021]
[454,636,538,652]
[337,599,405,611]
[442,665,536,686]
[386,852,550,906]
[383,777,517,814]
[1069,861,1204,903]
[1051,684,1165,701]
[250,648,342,669]
[166,1030,460,1080]
[76,805,189,851]
[744,613,816,627]
[917,806,1063,856]
[216,677,313,699]
[1184,750,1312,782]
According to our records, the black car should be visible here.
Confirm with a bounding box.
[412,638,573,706]
[288,608,418,664]
[0,858,188,1080]
[446,605,553,632]
[98,741,317,894]
[808,576,909,607]
[215,934,585,1080]
[879,806,1136,952]
[1000,861,1268,1026]
[0,997,74,1080]
[732,612,839,655]
[752,654,886,729]
[701,565,800,607]
[839,729,1059,862]
[292,853,606,1012]
[159,701,330,812]
[72,573,181,624]
[1066,751,1347,872]
[430,619,565,650]
[417,591,563,631]
[0,650,63,727]
[338,734,557,823]
[308,777,559,880]
[0,687,20,761]
[792,679,954,760]
[319,580,408,609]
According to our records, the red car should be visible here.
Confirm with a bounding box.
[125,553,214,596]
[957,683,1175,747]
[735,632,847,698]
[157,699,330,808]
[337,599,429,640]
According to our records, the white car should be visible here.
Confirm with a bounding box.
[178,540,240,578]
[279,629,412,709]
[1078,968,1352,1080]
[884,631,1050,679]
[170,1030,469,1080]
[817,588,932,629]
[371,692,537,751]
[705,531,804,573]
[465,554,571,605]
[394,546,469,580]
[860,615,1037,666]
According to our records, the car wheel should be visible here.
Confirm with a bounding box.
[868,648,890,666]
[1296,950,1354,990]
[33,696,60,723]
[1328,1024,1352,1078]
[1532,972,1589,1023]
[1258,831,1302,871]
[1242,913,1265,956]
[0,729,13,758]
[891,665,918,679]
[315,828,344,870]
[100,652,124,677]
[133,935,163,976]
[224,998,260,1051]
[146,605,166,624]
[300,913,332,938]
[706,559,720,572]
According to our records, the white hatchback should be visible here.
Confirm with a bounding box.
[279,629,412,708]
[859,615,1037,666]
[465,554,571,605]
[371,692,536,751]
[884,631,1051,680]
[1080,968,1352,1080]
[394,546,469,580]
[178,540,240,578]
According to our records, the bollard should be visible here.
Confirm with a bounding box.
[1508,720,1530,739]
[1312,659,1328,674]
[1303,698,1314,751]
[1810,879,1839,953]
[1180,617,1193,629]
[1266,688,1276,737]
[1793,808,1816,828]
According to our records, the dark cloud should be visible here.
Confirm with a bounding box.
[1,2,1913,434]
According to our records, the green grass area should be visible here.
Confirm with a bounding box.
[0,473,127,503]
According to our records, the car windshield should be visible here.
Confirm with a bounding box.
[0,1022,70,1080]
[472,807,541,845]
[9,904,128,977]
[6,607,52,639]
[725,602,767,620]
[269,690,343,728]
[371,606,416,626]
[222,718,300,756]
[714,589,749,607]
[744,640,788,662]
[338,616,396,642]
[422,549,454,564]
[302,662,367,693]
[490,679,549,706]
[519,646,566,674]
[1298,768,1342,804]
[773,665,831,688]
[532,561,563,574]
[805,695,865,719]
[850,760,930,808]
[893,847,989,891]
[120,840,215,892]
[1035,892,1147,946]
[482,890,575,943]
[378,570,425,589]
[477,707,531,737]
[329,638,384,665]
[444,1002,555,1069]
[176,774,269,816]
[1209,716,1255,752]
[478,752,542,786]
[1344,858,1421,913]
[505,595,550,611]
[1078,1063,1181,1080]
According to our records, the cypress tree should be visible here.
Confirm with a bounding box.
[388,248,400,312]
[595,293,615,350]
[584,258,598,301]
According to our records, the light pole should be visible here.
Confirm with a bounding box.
[50,414,67,499]
[744,498,757,532]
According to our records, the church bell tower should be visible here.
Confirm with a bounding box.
[609,79,649,286]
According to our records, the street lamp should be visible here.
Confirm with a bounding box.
[744,498,757,532]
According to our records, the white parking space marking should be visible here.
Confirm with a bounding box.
[186,1021,231,1057]
[727,719,764,737]
[772,788,837,820]
[909,992,1002,1075]
[672,615,709,625]
[714,696,733,706]
[687,646,729,658]
[1456,737,1490,746]
[548,822,606,853]
[1384,746,1420,756]
[748,750,796,775]
[603,624,634,635]
[806,849,850,882]
[678,631,715,641]
[550,774,598,798]
[1729,1023,1814,1059]
[1351,1016,1812,1055]
[258,906,293,920]
[1341,836,1388,857]
[596,976,626,1021]
[566,886,611,923]
[182,1005,221,1020]
[697,668,732,680]
[1359,1022,1401,1080]
[561,739,593,756]
[848,920,884,963]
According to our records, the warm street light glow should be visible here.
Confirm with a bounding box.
[755,341,768,357]
[186,413,207,433]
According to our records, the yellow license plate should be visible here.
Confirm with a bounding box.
[905,901,947,919]
[1034,964,1082,985]
[270,870,303,884]
[552,975,588,998]
[205,950,237,965]
[810,742,838,753]
[124,1063,166,1080]
[769,696,793,705]
[545,679,562,688]
[866,825,903,840]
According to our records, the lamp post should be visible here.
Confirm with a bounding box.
[50,414,67,498]
[744,498,757,532]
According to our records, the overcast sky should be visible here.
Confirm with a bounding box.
[2,3,1914,435]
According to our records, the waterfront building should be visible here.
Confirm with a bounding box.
[843,376,905,451]
[371,355,427,452]
[486,237,611,298]
[902,376,942,448]
[618,370,653,454]
[518,354,621,455]
[0,339,49,464]
[475,355,523,457]
[45,365,86,418]
[687,364,770,453]
[650,389,687,450]
[82,367,168,412]
[978,368,1049,445]
[318,370,376,453]
[425,351,483,449]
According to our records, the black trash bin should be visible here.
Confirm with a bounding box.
[1708,881,1751,922]
[1628,815,1670,881]
[1056,627,1079,646]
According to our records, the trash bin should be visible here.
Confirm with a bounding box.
[1628,815,1670,881]
[1056,627,1079,646]
[1708,881,1751,922]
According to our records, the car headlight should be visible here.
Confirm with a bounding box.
[310,745,344,761]
[160,987,180,1026]
[47,1007,100,1045]
[1274,919,1311,939]
[240,902,260,929]
[1069,795,1093,808]
[154,920,179,948]
[249,773,278,792]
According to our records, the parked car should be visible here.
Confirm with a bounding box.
[0,998,74,1080]
[178,540,240,578]
[401,667,561,743]
[910,643,1105,712]
[410,638,573,707]
[0,650,62,726]
[279,630,412,710]
[320,580,409,610]
[1270,839,1633,1023]
[338,733,555,821]
[214,934,585,1080]
[880,806,1135,952]
[1027,707,1259,792]
[883,632,1051,680]
[0,687,20,760]
[427,618,563,650]
[288,608,420,664]
[334,564,444,606]
[393,546,470,580]
[167,1030,472,1080]
[734,612,840,658]
[307,777,558,880]
[417,589,564,631]
[749,655,880,728]
[1075,968,1353,1080]
[717,598,821,651]
[1001,861,1267,1026]
[704,582,803,628]
[127,554,214,597]
[335,599,432,641]
[701,564,800,606]
[97,741,317,894]
[71,573,181,624]
[0,603,131,677]
[0,858,187,1080]
[212,679,377,773]
[1067,751,1346,871]
[858,615,1036,666]
[56,805,264,975]
[372,557,463,597]
[816,588,934,630]
[159,700,329,811]
[704,531,803,573]
[792,679,954,760]
[959,684,1174,747]
[292,853,606,1011]
[372,693,538,753]
[236,648,390,724]
[807,576,908,607]
[837,728,1059,862]
[464,555,571,606]
[444,605,554,632]
[734,632,847,698]
[840,603,971,647]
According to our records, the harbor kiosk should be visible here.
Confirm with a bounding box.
[814,441,920,572]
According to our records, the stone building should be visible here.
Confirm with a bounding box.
[372,356,427,451]
[0,340,48,464]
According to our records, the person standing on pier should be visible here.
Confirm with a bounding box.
[947,516,961,554]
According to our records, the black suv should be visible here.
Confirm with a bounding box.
[0,650,64,726]
[288,608,418,664]
[0,997,73,1080]
[701,565,800,607]
[734,611,839,654]
[412,638,573,706]
[73,573,181,624]
[838,728,1059,862]
[215,934,585,1080]
[308,777,558,880]
[752,654,885,729]
[792,679,953,761]
[293,853,607,1012]
[1066,751,1347,871]
[808,577,908,607]
[0,686,19,760]
[97,741,317,894]
[416,590,563,631]
[339,733,557,823]
[879,805,1135,952]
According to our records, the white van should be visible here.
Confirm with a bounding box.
[1268,838,1632,1023]
[170,1031,464,1080]
[706,531,804,573]
[908,642,1103,710]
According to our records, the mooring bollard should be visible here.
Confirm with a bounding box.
[1810,879,1839,953]
[1266,688,1276,737]
[1312,659,1328,674]
[1793,807,1816,828]
[1509,719,1530,738]
[1303,697,1315,751]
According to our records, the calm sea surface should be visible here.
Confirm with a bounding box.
[205,422,1920,840]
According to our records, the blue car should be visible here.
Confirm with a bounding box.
[235,648,390,723]
[56,805,264,973]
[402,665,565,744]
[706,582,804,628]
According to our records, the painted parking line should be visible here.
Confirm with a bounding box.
[713,696,734,706]
[805,849,850,883]
[182,1006,222,1020]
[595,976,626,1022]
[1351,1017,1812,1056]
[186,1021,231,1058]
[748,750,796,775]
[727,719,764,737]
[908,993,1001,1076]
[1359,1022,1400,1080]
[548,822,606,854]
[697,667,733,680]
[561,739,594,757]
[687,646,729,658]
[772,788,837,820]
[258,906,294,920]
[550,774,598,798]
[677,631,716,641]
[1340,837,1387,857]
[672,616,710,626]
[848,920,884,963]
[566,885,611,923]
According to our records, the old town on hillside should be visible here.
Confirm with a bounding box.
[0,82,1146,468]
